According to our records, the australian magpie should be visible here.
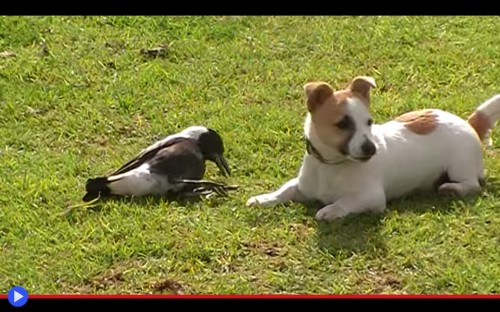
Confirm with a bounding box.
[82,126,235,202]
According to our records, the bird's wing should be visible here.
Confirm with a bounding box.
[147,139,205,180]
[109,135,188,176]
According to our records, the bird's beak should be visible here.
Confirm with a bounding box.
[214,154,231,176]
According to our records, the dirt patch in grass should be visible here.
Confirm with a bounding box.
[150,278,185,294]
[86,269,126,290]
[241,241,287,257]
[354,269,404,294]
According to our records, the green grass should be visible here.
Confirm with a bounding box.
[1,16,500,295]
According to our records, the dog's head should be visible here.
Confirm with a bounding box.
[304,76,377,162]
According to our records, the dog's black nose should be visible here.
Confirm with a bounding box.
[361,140,376,157]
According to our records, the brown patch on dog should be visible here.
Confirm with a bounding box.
[304,82,334,113]
[348,76,376,105]
[395,109,438,135]
[309,89,356,152]
[467,110,491,142]
[303,76,376,152]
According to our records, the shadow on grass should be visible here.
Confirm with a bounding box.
[100,193,205,207]
[60,192,224,223]
[302,201,386,257]
[304,176,500,257]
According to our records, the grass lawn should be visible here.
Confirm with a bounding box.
[1,16,499,295]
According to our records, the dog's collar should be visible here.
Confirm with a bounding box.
[305,138,348,165]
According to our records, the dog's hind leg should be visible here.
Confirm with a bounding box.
[246,178,307,207]
[438,180,482,197]
[438,156,484,197]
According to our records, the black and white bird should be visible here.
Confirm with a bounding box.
[82,126,235,202]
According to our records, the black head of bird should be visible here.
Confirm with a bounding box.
[195,128,231,177]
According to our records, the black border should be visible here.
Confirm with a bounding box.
[2,297,500,311]
[1,10,498,311]
[1,0,498,15]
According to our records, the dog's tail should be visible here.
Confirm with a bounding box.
[82,177,112,202]
[467,94,500,147]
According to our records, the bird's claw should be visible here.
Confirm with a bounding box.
[192,183,238,198]
[175,178,239,198]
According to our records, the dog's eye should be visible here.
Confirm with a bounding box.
[335,116,352,130]
[367,119,373,126]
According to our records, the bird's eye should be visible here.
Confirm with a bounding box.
[335,116,352,130]
[367,119,373,126]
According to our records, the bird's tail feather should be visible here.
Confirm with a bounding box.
[82,177,111,202]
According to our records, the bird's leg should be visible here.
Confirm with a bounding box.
[173,178,239,197]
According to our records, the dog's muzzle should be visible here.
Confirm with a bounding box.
[352,140,377,162]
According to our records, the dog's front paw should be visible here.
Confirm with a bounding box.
[246,194,277,207]
[246,196,260,206]
[315,204,349,222]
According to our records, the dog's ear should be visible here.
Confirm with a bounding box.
[304,82,334,112]
[348,76,376,102]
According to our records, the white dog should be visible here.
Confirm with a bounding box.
[246,76,500,222]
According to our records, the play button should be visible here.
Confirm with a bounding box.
[7,286,28,307]
[14,290,24,302]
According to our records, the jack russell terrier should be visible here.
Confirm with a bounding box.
[246,76,500,222]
